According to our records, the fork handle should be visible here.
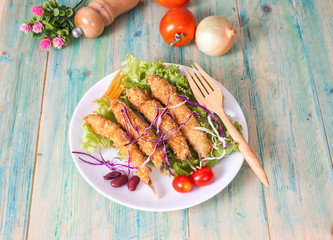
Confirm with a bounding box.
[215,108,269,187]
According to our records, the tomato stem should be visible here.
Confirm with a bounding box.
[170,33,184,46]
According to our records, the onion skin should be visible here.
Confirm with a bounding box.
[195,16,237,56]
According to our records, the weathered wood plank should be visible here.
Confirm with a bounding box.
[0,0,47,239]
[185,1,270,239]
[126,1,271,238]
[288,0,333,160]
[27,1,188,239]
[2,0,331,239]
[234,0,333,239]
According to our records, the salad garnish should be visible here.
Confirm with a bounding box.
[76,54,243,195]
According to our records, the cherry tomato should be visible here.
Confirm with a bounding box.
[190,166,215,186]
[155,0,190,8]
[172,175,192,193]
[159,7,196,47]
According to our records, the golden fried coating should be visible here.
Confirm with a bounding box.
[147,74,213,159]
[127,88,191,161]
[83,114,151,186]
[110,100,166,174]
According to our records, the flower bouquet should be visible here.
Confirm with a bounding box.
[20,0,85,50]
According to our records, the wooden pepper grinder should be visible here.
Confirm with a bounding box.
[72,0,141,38]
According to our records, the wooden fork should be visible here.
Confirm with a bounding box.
[185,63,269,187]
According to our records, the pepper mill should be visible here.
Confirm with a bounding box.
[72,0,141,38]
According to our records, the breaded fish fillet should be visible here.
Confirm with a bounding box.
[127,88,191,161]
[110,99,166,174]
[83,114,154,191]
[147,74,213,159]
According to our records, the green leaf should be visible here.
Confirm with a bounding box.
[60,10,65,16]
[95,98,116,122]
[81,123,113,154]
[69,21,74,28]
[43,1,50,8]
[43,9,52,14]
[49,0,57,8]
[56,30,62,35]
[59,18,65,24]
[62,29,69,35]
[53,8,59,16]
[45,15,51,22]
[66,8,73,17]
[45,23,53,30]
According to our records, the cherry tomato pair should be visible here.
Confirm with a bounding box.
[155,0,189,8]
[172,166,215,193]
[159,7,196,47]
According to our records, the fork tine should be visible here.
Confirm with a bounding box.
[184,68,205,98]
[194,63,214,81]
[194,63,219,90]
[191,65,212,94]
[186,68,207,97]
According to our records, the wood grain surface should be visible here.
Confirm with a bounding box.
[0,0,332,239]
[0,0,48,239]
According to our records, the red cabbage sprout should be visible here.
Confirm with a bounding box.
[178,96,225,137]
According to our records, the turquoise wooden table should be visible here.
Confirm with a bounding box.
[1,0,332,239]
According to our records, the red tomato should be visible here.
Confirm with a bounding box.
[172,175,192,193]
[190,166,215,186]
[155,0,190,8]
[159,7,196,47]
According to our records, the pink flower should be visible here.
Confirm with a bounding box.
[20,23,32,34]
[31,5,44,16]
[32,22,43,33]
[53,36,65,49]
[40,38,51,50]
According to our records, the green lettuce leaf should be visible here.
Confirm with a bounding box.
[81,123,113,154]
[95,97,116,121]
[81,98,116,153]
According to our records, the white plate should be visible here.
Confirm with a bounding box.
[69,64,248,212]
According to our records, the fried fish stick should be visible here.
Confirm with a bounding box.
[110,99,166,174]
[127,88,191,161]
[147,74,213,159]
[83,114,157,195]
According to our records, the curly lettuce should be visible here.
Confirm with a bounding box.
[81,98,115,153]
[82,54,243,176]
[81,123,113,154]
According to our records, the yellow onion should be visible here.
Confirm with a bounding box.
[195,16,237,56]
